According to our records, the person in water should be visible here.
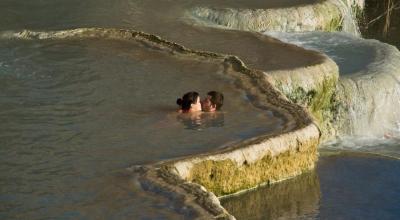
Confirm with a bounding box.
[201,91,224,112]
[176,91,202,113]
[176,91,224,130]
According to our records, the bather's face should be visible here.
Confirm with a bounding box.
[201,95,216,112]
[190,97,202,112]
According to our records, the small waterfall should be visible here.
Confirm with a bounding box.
[333,0,361,36]
[264,31,400,139]
[336,42,400,138]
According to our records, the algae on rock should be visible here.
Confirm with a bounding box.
[185,136,319,196]
[267,57,340,141]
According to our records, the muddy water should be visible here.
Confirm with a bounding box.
[221,152,400,220]
[0,37,286,219]
[0,0,359,219]
[0,0,324,72]
[264,31,376,75]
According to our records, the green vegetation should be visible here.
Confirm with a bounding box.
[275,74,338,140]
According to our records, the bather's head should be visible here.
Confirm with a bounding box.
[177,91,202,113]
[201,91,224,112]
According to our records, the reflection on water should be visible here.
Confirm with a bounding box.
[317,152,400,220]
[177,112,224,130]
[264,31,375,75]
[221,171,320,220]
[222,152,400,220]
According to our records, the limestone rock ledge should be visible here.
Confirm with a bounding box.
[266,53,339,141]
[187,0,355,33]
[137,123,319,219]
[4,28,321,219]
[335,40,400,137]
[172,124,319,196]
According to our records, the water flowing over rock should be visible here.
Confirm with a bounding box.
[336,41,400,137]
[265,31,400,139]
[187,0,361,36]
[266,53,339,141]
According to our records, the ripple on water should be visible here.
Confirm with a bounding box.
[264,31,377,75]
[0,36,285,219]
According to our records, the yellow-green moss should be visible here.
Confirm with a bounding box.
[327,16,343,32]
[309,78,337,122]
[314,2,343,32]
[187,140,318,196]
[275,75,338,140]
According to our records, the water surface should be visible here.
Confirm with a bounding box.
[0,38,284,219]
[2,0,398,219]
[0,0,325,72]
[221,152,400,220]
[264,31,376,75]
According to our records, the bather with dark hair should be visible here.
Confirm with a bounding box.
[176,91,202,113]
[201,91,224,112]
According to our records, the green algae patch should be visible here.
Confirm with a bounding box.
[275,78,338,140]
[292,80,338,140]
[313,1,343,32]
[270,57,340,141]
[309,77,338,130]
[187,140,318,196]
[307,78,338,140]
[327,15,343,32]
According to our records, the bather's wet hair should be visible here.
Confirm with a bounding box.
[207,91,224,110]
[177,91,200,111]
